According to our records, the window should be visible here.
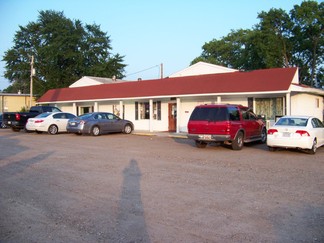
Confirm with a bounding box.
[312,118,324,128]
[140,102,150,119]
[153,101,161,120]
[189,107,228,121]
[241,108,257,120]
[228,107,240,121]
[135,102,138,120]
[135,101,161,120]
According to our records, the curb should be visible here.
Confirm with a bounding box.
[132,132,188,139]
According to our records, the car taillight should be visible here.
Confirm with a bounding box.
[225,122,231,132]
[15,113,21,121]
[267,129,278,135]
[35,119,44,123]
[296,130,310,137]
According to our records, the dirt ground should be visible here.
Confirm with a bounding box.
[0,128,323,243]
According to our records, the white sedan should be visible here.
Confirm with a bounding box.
[26,112,76,135]
[267,116,324,154]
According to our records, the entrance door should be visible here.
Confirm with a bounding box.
[168,103,177,132]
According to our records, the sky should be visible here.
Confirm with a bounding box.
[0,0,307,91]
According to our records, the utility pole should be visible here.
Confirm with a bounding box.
[30,55,34,108]
[160,63,163,79]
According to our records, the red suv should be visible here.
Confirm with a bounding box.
[187,104,267,150]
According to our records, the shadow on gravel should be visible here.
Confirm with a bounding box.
[0,151,54,179]
[112,159,150,243]
[0,132,28,161]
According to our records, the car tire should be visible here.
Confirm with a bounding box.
[307,139,317,155]
[123,124,133,134]
[260,128,267,143]
[195,140,207,148]
[48,124,58,135]
[91,126,100,136]
[232,131,244,150]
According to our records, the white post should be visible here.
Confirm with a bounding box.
[94,102,98,112]
[73,103,77,115]
[217,96,221,104]
[286,93,291,116]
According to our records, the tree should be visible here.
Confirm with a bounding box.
[290,1,324,87]
[192,1,323,87]
[2,10,126,96]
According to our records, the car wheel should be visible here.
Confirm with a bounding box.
[260,128,267,143]
[123,124,133,134]
[308,139,317,155]
[48,124,58,135]
[91,126,100,136]
[268,146,276,152]
[195,140,207,148]
[232,131,244,150]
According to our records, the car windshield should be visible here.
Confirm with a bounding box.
[276,117,308,127]
[35,113,52,118]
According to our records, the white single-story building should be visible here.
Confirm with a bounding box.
[37,63,324,133]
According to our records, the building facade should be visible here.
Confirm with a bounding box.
[0,93,36,113]
[37,65,324,133]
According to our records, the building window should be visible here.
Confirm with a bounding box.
[140,102,150,119]
[135,101,161,120]
[153,101,161,120]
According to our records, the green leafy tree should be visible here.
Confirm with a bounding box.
[192,1,323,87]
[2,10,126,96]
[290,1,324,87]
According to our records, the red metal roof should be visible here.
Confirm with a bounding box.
[37,67,297,103]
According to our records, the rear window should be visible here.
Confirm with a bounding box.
[35,113,51,118]
[276,117,308,127]
[190,107,228,121]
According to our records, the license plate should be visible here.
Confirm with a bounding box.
[70,122,76,126]
[202,135,212,139]
[283,132,290,137]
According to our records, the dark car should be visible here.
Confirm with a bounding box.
[187,104,267,150]
[66,112,134,136]
[0,113,7,128]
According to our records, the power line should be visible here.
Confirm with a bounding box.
[125,64,160,78]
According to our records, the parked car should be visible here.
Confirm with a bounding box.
[3,106,62,131]
[0,113,8,128]
[26,112,76,135]
[267,116,324,154]
[66,112,134,136]
[187,104,267,150]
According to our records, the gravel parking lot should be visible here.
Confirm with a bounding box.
[0,128,323,242]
